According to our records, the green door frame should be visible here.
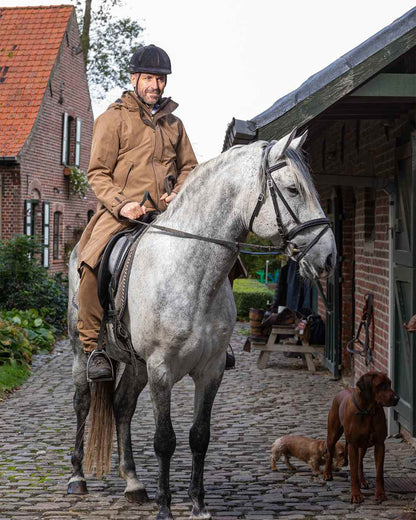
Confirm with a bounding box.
[324,187,343,377]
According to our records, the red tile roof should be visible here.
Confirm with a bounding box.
[0,5,74,158]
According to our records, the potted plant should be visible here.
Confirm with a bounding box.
[65,166,89,198]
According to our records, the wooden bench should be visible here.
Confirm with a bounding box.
[250,325,324,371]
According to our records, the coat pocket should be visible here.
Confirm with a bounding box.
[121,162,134,192]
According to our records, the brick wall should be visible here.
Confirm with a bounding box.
[307,112,414,381]
[2,11,96,273]
[0,163,21,237]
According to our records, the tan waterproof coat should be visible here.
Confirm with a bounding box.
[78,91,198,269]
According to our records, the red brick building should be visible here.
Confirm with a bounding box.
[0,5,96,273]
[224,8,416,436]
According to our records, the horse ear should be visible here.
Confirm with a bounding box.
[291,130,308,151]
[269,127,298,163]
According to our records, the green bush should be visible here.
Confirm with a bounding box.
[0,309,55,366]
[0,235,68,332]
[233,279,274,319]
[0,318,33,366]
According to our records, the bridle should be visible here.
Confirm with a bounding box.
[249,141,331,264]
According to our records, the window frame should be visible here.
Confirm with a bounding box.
[53,211,62,260]
[75,117,82,167]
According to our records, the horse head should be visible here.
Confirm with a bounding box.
[248,130,336,280]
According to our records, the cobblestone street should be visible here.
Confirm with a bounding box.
[1,324,416,520]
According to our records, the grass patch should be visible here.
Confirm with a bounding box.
[0,363,30,397]
[233,278,274,319]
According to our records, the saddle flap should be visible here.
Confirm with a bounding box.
[97,228,134,308]
[108,235,130,275]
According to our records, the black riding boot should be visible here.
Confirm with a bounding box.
[86,351,113,381]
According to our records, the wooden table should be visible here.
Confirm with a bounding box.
[250,325,324,371]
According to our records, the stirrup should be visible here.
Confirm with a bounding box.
[86,349,115,383]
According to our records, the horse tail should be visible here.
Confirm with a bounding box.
[84,381,115,479]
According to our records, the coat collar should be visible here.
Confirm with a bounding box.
[119,91,179,121]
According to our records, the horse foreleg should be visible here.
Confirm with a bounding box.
[189,372,223,520]
[113,364,149,504]
[149,377,176,520]
[68,382,90,494]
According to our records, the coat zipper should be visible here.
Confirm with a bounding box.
[152,124,161,203]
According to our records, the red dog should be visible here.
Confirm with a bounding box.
[323,371,399,504]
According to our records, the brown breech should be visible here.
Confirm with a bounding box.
[77,265,103,353]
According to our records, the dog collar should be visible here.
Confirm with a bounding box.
[353,389,376,416]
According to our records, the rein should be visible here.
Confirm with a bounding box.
[127,217,282,254]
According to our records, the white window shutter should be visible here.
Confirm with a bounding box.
[24,200,32,236]
[75,118,82,167]
[62,112,69,165]
[43,201,50,268]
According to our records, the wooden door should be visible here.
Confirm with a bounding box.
[392,134,416,435]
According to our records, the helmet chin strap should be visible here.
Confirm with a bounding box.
[134,73,166,108]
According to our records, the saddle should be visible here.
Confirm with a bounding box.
[97,212,157,367]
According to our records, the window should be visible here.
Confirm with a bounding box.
[75,118,82,167]
[42,202,50,268]
[62,113,69,165]
[24,199,38,237]
[53,212,62,260]
[62,113,82,166]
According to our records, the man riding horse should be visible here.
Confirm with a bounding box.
[77,44,198,380]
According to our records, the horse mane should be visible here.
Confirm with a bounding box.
[163,144,248,218]
[165,141,317,217]
[285,146,318,207]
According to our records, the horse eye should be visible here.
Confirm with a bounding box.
[287,186,299,196]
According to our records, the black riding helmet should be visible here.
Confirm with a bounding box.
[129,44,172,75]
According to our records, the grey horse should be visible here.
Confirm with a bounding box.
[67,130,336,520]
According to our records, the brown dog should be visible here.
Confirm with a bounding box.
[270,435,345,476]
[323,371,399,504]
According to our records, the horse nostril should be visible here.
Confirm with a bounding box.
[325,253,333,271]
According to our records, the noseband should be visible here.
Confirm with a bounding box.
[249,141,331,263]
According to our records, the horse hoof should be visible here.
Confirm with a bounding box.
[156,505,174,520]
[125,487,149,504]
[190,506,212,519]
[67,479,88,495]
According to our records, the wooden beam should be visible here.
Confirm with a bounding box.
[339,96,416,104]
[312,173,393,188]
[350,73,416,97]
[258,29,416,141]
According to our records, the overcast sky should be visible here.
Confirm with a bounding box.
[2,0,416,161]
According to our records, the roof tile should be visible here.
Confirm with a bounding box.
[0,5,74,157]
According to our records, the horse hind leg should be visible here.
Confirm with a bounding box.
[68,381,90,495]
[113,363,149,504]
[188,370,224,520]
